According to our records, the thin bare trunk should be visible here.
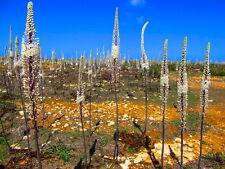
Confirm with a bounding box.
[32,100,42,169]
[18,68,32,164]
[144,69,148,134]
[198,90,205,169]
[89,84,92,135]
[161,86,166,168]
[113,59,119,162]
[79,102,88,168]
[40,76,45,127]
[180,93,184,169]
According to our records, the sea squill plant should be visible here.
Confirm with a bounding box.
[88,50,93,134]
[14,36,20,68]
[5,25,14,98]
[7,25,13,76]
[39,48,45,127]
[160,39,169,168]
[197,43,211,169]
[177,37,188,169]
[76,56,88,168]
[14,35,32,166]
[111,7,120,162]
[21,2,42,168]
[50,50,55,71]
[141,21,149,134]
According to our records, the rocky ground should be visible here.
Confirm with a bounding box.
[0,63,225,168]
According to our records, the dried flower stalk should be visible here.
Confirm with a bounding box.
[111,7,120,162]
[160,39,169,168]
[177,37,188,169]
[22,2,42,168]
[141,21,149,134]
[76,56,88,168]
[198,43,211,169]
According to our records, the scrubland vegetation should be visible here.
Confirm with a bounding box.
[0,1,225,169]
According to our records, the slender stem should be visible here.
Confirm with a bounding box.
[89,84,92,135]
[161,86,166,168]
[198,90,206,169]
[79,102,88,168]
[144,69,148,134]
[32,100,42,169]
[180,122,184,169]
[180,93,184,169]
[40,75,45,127]
[18,68,32,164]
[113,59,119,162]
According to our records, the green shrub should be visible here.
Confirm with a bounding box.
[128,147,136,154]
[210,67,225,76]
[0,137,7,145]
[168,63,176,71]
[45,145,71,162]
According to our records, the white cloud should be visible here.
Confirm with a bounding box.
[130,0,146,6]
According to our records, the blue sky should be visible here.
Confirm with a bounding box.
[0,0,225,62]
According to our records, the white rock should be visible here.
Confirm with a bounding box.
[123,114,129,119]
[120,159,131,169]
[149,117,155,121]
[64,123,69,127]
[108,121,115,126]
[19,111,24,116]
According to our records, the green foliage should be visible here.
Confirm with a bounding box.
[0,145,8,162]
[210,66,225,76]
[168,63,176,71]
[58,146,71,162]
[186,111,200,133]
[204,154,214,158]
[204,153,225,167]
[188,91,199,107]
[171,119,180,127]
[148,64,161,79]
[45,145,71,162]
[204,154,225,160]
[147,81,160,93]
[0,137,7,145]
[100,138,109,146]
[128,147,136,154]
[0,99,14,108]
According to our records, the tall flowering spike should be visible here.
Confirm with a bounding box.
[51,50,55,60]
[7,25,14,75]
[39,47,44,79]
[160,39,169,167]
[160,39,169,100]
[198,42,211,169]
[14,36,20,68]
[22,2,42,168]
[51,50,55,70]
[76,56,85,104]
[9,25,13,51]
[177,37,188,122]
[201,42,211,112]
[141,22,149,69]
[22,1,40,98]
[26,2,36,36]
[111,8,120,83]
[111,7,120,59]
[177,37,188,168]
[88,50,93,84]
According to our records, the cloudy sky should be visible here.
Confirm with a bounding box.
[0,0,225,62]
